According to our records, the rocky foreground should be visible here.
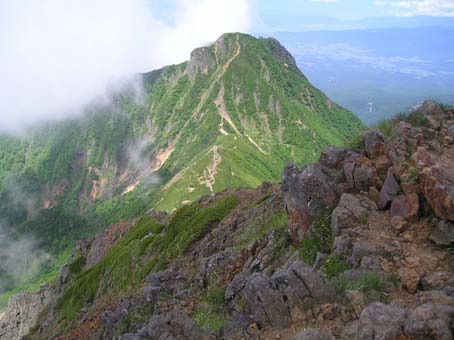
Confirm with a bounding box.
[1,101,454,339]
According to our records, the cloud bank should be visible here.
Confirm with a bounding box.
[0,0,253,133]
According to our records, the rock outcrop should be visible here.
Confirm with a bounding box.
[282,164,340,241]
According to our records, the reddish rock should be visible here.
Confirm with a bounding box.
[374,154,393,176]
[398,267,423,294]
[416,147,454,221]
[331,193,377,236]
[378,169,401,210]
[390,194,419,222]
[343,153,382,192]
[363,130,389,159]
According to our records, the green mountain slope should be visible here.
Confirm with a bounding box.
[0,33,364,305]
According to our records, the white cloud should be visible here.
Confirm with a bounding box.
[0,0,253,133]
[374,0,454,16]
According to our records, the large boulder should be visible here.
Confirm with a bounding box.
[378,169,401,210]
[389,193,419,222]
[416,147,454,221]
[357,303,407,340]
[363,130,392,175]
[282,164,340,241]
[272,261,336,304]
[331,193,377,236]
[363,130,390,159]
[243,261,335,329]
[421,272,454,296]
[404,302,454,340]
[244,273,291,328]
[343,153,382,192]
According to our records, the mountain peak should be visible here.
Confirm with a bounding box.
[186,33,298,78]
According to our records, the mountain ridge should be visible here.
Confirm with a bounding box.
[0,32,364,308]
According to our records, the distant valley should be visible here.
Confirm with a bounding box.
[272,26,454,124]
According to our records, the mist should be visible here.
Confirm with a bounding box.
[127,137,161,186]
[0,0,253,133]
[0,224,51,294]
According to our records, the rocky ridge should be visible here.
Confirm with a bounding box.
[1,100,454,339]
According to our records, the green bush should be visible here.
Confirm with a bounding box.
[323,252,351,279]
[334,271,385,299]
[299,210,333,266]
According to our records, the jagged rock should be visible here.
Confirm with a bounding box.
[417,147,454,221]
[404,302,454,340]
[390,193,419,222]
[225,270,249,300]
[272,261,336,304]
[222,312,253,340]
[319,147,348,169]
[363,130,392,175]
[282,164,339,241]
[429,220,454,246]
[421,272,454,296]
[136,311,216,340]
[244,272,291,328]
[331,194,377,236]
[294,328,335,340]
[378,169,401,209]
[244,261,335,328]
[343,153,382,191]
[186,46,217,77]
[0,286,54,340]
[357,303,407,340]
[364,130,389,159]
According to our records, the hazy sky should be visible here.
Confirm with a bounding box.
[0,0,453,132]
